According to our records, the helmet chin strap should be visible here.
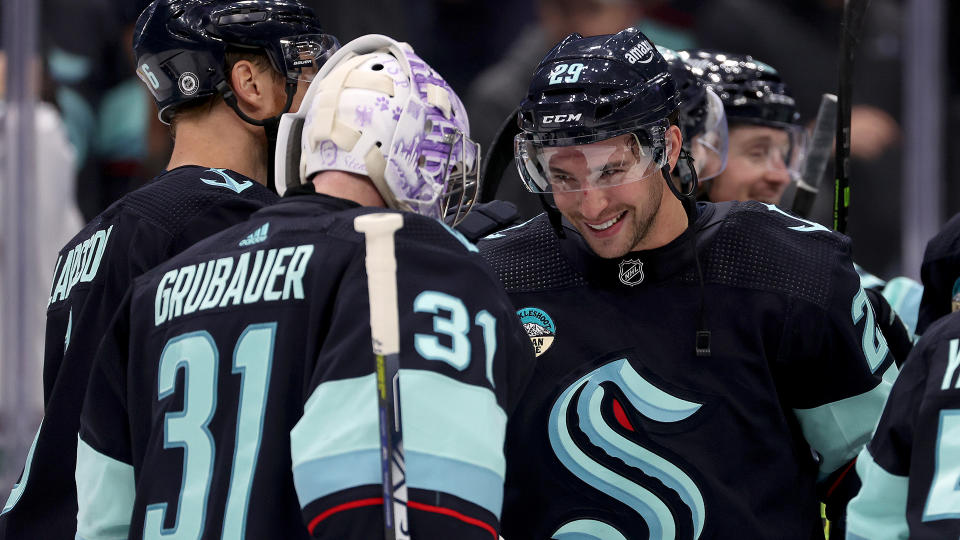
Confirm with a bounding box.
[217,79,298,193]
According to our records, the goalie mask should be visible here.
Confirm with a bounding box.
[275,34,481,223]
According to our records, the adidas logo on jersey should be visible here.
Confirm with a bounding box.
[239,223,269,247]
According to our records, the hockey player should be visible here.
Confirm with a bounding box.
[846,309,960,539]
[687,50,915,369]
[0,1,336,538]
[686,50,806,205]
[479,27,895,539]
[74,35,534,539]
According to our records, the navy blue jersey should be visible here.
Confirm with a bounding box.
[478,201,895,539]
[75,194,535,539]
[847,310,960,539]
[0,167,276,539]
[918,211,960,335]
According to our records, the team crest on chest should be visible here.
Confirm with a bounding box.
[517,307,556,357]
[619,259,644,286]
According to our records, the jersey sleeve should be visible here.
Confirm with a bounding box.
[290,227,531,539]
[75,291,136,540]
[776,248,896,482]
[845,327,930,539]
[865,286,915,368]
[849,313,960,539]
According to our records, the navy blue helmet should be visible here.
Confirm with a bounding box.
[515,27,681,194]
[134,0,337,124]
[682,49,800,127]
[659,46,728,182]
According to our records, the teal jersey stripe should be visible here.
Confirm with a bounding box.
[75,436,134,540]
[400,370,506,477]
[405,450,505,516]
[292,449,380,506]
[293,449,505,516]
[793,378,893,481]
[846,447,909,540]
[291,374,380,467]
[291,370,506,514]
[2,421,41,514]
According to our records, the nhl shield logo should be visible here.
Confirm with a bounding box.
[517,307,556,357]
[618,259,644,286]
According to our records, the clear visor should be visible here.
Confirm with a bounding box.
[689,87,728,181]
[728,122,808,181]
[435,128,483,226]
[515,121,670,193]
[279,34,340,82]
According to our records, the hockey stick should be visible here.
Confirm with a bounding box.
[354,213,411,540]
[792,93,838,218]
[833,0,872,233]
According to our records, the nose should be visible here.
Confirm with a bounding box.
[578,187,609,218]
[765,155,791,186]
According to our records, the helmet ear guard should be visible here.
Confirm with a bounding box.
[134,0,336,125]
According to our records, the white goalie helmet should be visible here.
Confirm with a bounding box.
[275,34,481,223]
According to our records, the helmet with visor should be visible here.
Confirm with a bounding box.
[514,27,680,194]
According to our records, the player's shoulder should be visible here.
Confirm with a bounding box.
[313,205,482,258]
[475,213,585,292]
[701,201,854,306]
[120,166,277,231]
[718,200,850,251]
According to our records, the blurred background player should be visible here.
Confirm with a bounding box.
[479,27,894,538]
[75,34,534,539]
[0,1,336,537]
[846,308,960,539]
[687,49,915,368]
[686,49,806,206]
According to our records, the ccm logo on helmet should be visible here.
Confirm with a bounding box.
[625,41,654,64]
[542,113,582,124]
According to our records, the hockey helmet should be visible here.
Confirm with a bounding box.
[275,35,481,223]
[685,49,806,180]
[659,46,727,182]
[133,0,338,124]
[514,27,680,193]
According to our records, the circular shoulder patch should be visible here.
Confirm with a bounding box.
[517,307,556,357]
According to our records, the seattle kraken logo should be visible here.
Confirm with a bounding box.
[201,168,252,193]
[549,359,706,539]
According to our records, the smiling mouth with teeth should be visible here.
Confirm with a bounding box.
[586,211,627,231]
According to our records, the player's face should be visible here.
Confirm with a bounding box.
[708,125,792,204]
[552,134,666,259]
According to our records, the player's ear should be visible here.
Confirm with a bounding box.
[228,59,271,119]
[666,124,683,170]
